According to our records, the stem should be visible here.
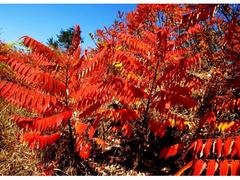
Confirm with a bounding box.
[143,12,164,126]
[142,58,161,125]
[134,24,166,169]
[134,53,162,170]
[68,118,74,154]
[65,63,75,154]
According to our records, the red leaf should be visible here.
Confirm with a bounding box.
[0,81,57,114]
[183,141,196,158]
[203,138,212,157]
[231,146,237,158]
[223,137,233,158]
[230,160,240,176]
[193,160,205,175]
[21,132,61,149]
[88,126,96,139]
[0,81,13,96]
[219,160,229,176]
[33,111,72,131]
[0,80,8,91]
[79,141,91,160]
[206,160,217,176]
[22,36,62,64]
[166,144,179,159]
[200,111,216,128]
[68,25,81,55]
[92,115,101,127]
[160,144,182,159]
[235,136,240,158]
[195,139,203,157]
[122,124,132,138]
[216,137,223,158]
[128,84,148,99]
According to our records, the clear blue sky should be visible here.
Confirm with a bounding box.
[0,4,136,49]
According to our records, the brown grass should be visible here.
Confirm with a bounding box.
[0,100,41,175]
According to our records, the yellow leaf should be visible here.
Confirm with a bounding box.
[114,62,122,68]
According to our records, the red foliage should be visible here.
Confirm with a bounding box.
[159,144,183,160]
[0,4,239,175]
[21,132,61,150]
[176,159,240,176]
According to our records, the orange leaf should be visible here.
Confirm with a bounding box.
[94,138,107,150]
[75,122,88,135]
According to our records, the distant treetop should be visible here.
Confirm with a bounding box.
[47,26,83,50]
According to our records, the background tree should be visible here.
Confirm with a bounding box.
[47,26,83,50]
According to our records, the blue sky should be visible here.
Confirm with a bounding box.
[0,4,136,49]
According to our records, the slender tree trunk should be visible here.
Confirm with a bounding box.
[67,118,75,154]
[65,64,75,154]
[143,58,161,125]
[134,57,161,170]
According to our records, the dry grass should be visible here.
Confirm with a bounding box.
[0,100,41,175]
